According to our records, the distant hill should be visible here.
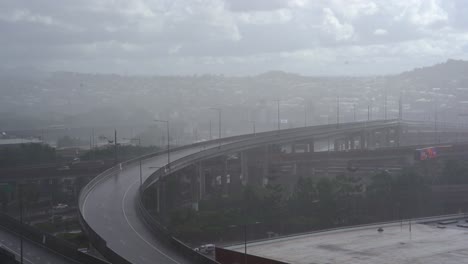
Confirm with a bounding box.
[397,59,468,88]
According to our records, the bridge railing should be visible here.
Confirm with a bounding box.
[142,120,399,189]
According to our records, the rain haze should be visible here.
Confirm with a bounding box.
[3,1,468,264]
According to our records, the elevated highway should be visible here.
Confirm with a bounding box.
[78,120,460,264]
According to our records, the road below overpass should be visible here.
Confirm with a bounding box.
[80,120,416,264]
[0,225,79,264]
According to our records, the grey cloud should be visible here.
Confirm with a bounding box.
[0,0,467,75]
[224,0,291,12]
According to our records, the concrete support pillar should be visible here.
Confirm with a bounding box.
[291,143,296,153]
[223,157,229,196]
[262,145,269,187]
[191,172,199,211]
[349,136,355,150]
[160,179,166,215]
[156,182,160,213]
[367,131,373,149]
[385,129,391,147]
[360,132,366,149]
[198,163,205,201]
[240,151,249,185]
[334,139,340,151]
[396,125,402,147]
[309,139,315,152]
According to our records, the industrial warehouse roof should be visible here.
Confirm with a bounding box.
[225,216,468,264]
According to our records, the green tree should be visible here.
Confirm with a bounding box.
[442,160,468,184]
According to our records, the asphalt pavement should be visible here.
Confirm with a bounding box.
[82,145,218,264]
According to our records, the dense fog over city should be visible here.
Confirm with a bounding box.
[3,2,468,264]
[2,0,468,145]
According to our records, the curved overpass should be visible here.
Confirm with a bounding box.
[79,120,419,264]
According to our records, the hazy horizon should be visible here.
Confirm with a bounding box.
[2,58,462,78]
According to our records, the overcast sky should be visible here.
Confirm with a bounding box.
[1,0,468,75]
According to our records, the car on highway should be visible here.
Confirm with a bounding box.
[53,203,69,210]
[196,244,215,255]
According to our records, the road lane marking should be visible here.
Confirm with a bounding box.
[122,180,181,264]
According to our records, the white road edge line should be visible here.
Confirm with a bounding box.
[0,242,34,264]
[82,169,113,219]
[122,180,181,264]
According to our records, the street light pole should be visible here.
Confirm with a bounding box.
[353,104,356,122]
[139,159,143,188]
[273,99,280,132]
[209,108,222,148]
[154,120,170,171]
[304,104,307,127]
[114,129,118,165]
[209,120,212,140]
[336,96,340,128]
[19,183,23,264]
[244,224,247,264]
[368,104,370,121]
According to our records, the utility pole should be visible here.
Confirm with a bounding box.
[368,104,371,121]
[434,106,438,144]
[384,88,387,120]
[209,120,212,140]
[353,104,357,122]
[274,99,281,132]
[398,95,403,121]
[219,110,221,145]
[114,129,117,165]
[139,159,143,187]
[19,184,23,264]
[252,121,256,136]
[244,224,247,264]
[304,104,307,127]
[209,108,222,148]
[336,96,340,128]
[154,120,171,170]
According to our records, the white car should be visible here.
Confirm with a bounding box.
[199,244,215,254]
[53,203,68,210]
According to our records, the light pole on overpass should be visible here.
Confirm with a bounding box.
[336,96,340,128]
[229,221,261,264]
[209,108,222,148]
[18,183,24,264]
[353,104,357,122]
[154,119,170,171]
[304,103,307,127]
[273,99,281,133]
